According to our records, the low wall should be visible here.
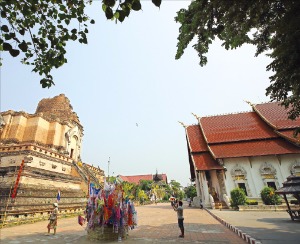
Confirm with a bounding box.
[238,205,299,211]
[0,208,85,228]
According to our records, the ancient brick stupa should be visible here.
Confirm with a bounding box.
[0,94,104,226]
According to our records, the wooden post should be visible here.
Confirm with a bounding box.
[283,194,294,221]
[88,176,90,197]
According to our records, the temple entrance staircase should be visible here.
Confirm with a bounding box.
[214,200,229,210]
[72,161,103,196]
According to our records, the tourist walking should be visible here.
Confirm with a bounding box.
[173,200,184,238]
[47,203,58,235]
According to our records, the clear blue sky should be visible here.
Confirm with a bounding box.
[0,1,272,187]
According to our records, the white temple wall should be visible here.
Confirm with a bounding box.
[223,158,252,196]
[0,155,24,167]
[222,154,300,198]
[0,154,72,174]
[250,156,281,193]
[29,155,72,174]
[280,154,300,178]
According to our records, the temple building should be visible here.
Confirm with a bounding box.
[182,101,300,208]
[0,94,104,226]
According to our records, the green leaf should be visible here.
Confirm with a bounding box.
[18,41,28,52]
[3,42,12,51]
[71,34,77,41]
[152,0,161,8]
[90,19,95,24]
[102,3,107,12]
[132,1,141,11]
[1,25,9,32]
[9,49,20,57]
[1,11,6,18]
[121,4,130,17]
[19,28,25,35]
[114,12,120,20]
[104,0,115,8]
[117,10,126,22]
[105,7,114,19]
[4,33,12,40]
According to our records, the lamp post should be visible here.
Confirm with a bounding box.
[107,157,110,182]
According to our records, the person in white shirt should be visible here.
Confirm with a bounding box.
[173,200,184,238]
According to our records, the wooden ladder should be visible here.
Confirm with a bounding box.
[1,165,19,228]
[1,160,25,229]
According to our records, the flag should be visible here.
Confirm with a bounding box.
[57,190,61,201]
[89,183,100,197]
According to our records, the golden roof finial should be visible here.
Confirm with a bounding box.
[244,100,253,106]
[191,112,199,120]
[178,121,187,128]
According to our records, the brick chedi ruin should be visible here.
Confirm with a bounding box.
[0,94,104,226]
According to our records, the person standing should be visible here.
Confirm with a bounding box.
[200,199,203,209]
[174,200,184,238]
[47,203,58,235]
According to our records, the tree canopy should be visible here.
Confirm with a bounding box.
[169,180,182,197]
[0,0,161,88]
[175,0,300,120]
[184,185,197,199]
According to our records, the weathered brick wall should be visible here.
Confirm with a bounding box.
[1,114,67,148]
[4,115,26,142]
[0,185,86,226]
[35,94,81,125]
[47,122,63,146]
[0,94,92,226]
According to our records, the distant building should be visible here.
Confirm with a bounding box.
[117,172,168,184]
[0,94,104,225]
[182,101,300,208]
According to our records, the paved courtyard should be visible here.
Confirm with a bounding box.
[209,209,300,244]
[0,202,245,244]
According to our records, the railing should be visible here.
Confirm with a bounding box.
[209,194,215,209]
[223,194,231,208]
[72,161,88,182]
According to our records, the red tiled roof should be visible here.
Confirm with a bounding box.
[200,112,277,143]
[210,138,300,158]
[186,125,208,152]
[118,175,152,184]
[254,102,300,129]
[118,174,167,184]
[185,101,300,172]
[275,130,300,144]
[192,153,223,170]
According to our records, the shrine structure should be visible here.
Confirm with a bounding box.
[0,94,104,226]
[181,101,300,208]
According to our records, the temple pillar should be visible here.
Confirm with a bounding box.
[199,171,210,207]
[195,170,201,197]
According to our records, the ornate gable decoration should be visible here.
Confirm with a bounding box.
[260,162,276,175]
[291,161,300,176]
[231,164,247,177]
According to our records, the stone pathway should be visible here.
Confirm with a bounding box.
[0,202,245,243]
[209,209,300,244]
